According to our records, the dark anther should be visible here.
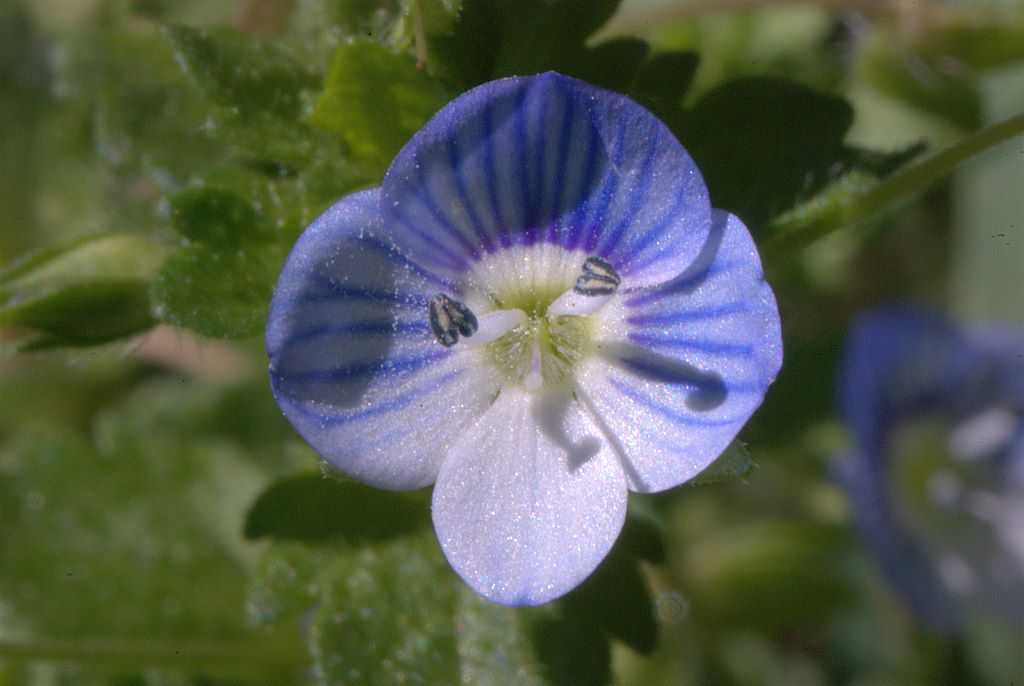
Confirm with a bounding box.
[429,294,478,347]
[574,256,621,296]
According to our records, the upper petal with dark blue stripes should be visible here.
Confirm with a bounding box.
[382,72,711,288]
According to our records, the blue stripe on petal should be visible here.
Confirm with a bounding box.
[626,301,747,327]
[268,189,497,490]
[382,72,710,283]
[576,209,780,492]
[627,334,754,357]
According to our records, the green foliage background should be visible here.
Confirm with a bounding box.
[1,0,1023,684]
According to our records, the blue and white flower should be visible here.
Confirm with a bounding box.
[267,72,782,605]
[838,305,1024,630]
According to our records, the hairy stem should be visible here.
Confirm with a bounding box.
[765,110,1024,258]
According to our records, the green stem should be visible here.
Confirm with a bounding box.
[0,631,308,672]
[853,111,1024,222]
[765,110,1024,257]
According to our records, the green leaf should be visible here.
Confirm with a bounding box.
[674,77,854,231]
[454,591,548,686]
[306,534,462,685]
[858,31,980,130]
[529,613,610,686]
[627,51,700,119]
[679,520,854,631]
[309,41,448,176]
[416,0,463,37]
[0,233,165,346]
[170,186,268,247]
[0,380,267,640]
[151,241,286,338]
[244,472,430,542]
[766,112,1024,257]
[690,440,755,485]
[572,38,649,94]
[163,25,317,120]
[249,527,658,685]
[561,538,658,655]
[429,0,623,89]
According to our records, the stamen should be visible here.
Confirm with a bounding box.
[574,256,620,296]
[546,256,620,319]
[523,339,544,391]
[461,309,527,346]
[429,294,478,347]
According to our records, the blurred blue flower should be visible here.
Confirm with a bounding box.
[838,305,1024,630]
[267,72,782,605]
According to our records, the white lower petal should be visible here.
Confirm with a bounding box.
[432,389,627,605]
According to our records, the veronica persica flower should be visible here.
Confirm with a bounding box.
[267,72,782,605]
[838,305,1024,630]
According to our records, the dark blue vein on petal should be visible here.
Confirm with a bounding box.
[483,98,511,247]
[623,179,691,263]
[515,86,535,242]
[284,368,463,427]
[545,90,575,242]
[595,127,658,256]
[627,334,754,357]
[297,274,432,307]
[625,260,737,307]
[389,202,469,272]
[626,301,749,327]
[607,376,749,427]
[283,320,430,348]
[415,160,483,260]
[562,112,606,249]
[283,349,448,383]
[448,133,495,253]
[578,119,630,252]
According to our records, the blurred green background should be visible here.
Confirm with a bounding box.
[1,0,1023,684]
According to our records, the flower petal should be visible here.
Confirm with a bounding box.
[575,210,782,493]
[837,305,1024,630]
[432,389,628,605]
[267,189,501,490]
[382,71,711,288]
[837,305,967,452]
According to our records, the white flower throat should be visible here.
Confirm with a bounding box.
[427,245,621,392]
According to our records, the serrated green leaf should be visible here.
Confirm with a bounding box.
[163,25,317,120]
[170,187,267,247]
[454,591,547,686]
[0,233,165,346]
[308,534,460,685]
[309,41,448,176]
[572,38,648,94]
[675,77,854,232]
[151,242,286,338]
[690,441,755,485]
[429,0,624,89]
[627,51,700,119]
[0,380,265,640]
[244,472,430,542]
